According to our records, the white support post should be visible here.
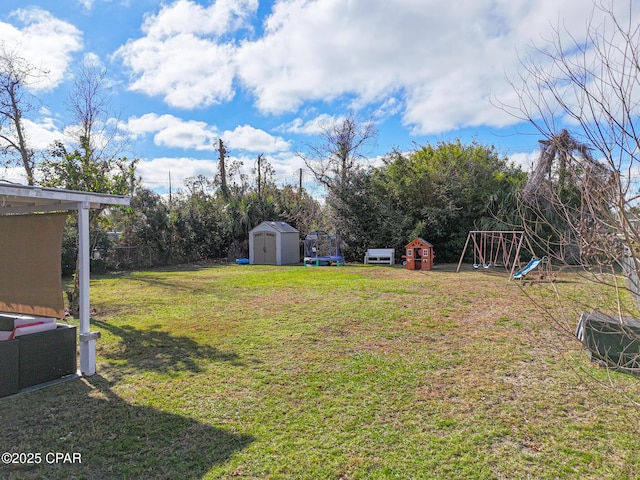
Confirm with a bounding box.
[77,201,98,375]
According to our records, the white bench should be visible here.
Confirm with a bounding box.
[364,248,395,265]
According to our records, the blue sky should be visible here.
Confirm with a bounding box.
[0,1,626,197]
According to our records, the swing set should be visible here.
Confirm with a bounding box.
[456,230,534,277]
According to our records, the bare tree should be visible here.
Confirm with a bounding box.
[0,44,48,185]
[65,62,127,163]
[502,0,640,399]
[40,61,137,315]
[297,112,377,192]
[68,64,107,158]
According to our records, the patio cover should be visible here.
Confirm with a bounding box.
[0,183,130,375]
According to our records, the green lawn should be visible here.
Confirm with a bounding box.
[2,264,639,479]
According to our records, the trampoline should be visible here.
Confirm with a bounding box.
[303,231,345,266]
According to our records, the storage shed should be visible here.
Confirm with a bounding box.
[404,237,435,271]
[249,221,300,265]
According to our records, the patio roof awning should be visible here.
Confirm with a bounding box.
[0,182,131,377]
[0,183,130,214]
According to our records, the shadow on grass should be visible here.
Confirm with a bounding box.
[93,319,244,381]
[1,375,253,480]
[102,260,231,277]
[87,261,232,295]
[97,270,211,294]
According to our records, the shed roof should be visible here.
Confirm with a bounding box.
[251,221,299,234]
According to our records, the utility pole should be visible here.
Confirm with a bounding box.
[299,168,303,199]
[256,153,263,200]
[217,139,229,199]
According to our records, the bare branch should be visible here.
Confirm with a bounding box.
[500,0,640,400]
[296,112,377,190]
[0,43,48,184]
[64,61,127,163]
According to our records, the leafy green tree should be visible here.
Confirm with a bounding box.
[41,140,137,194]
[39,140,138,311]
[373,140,525,262]
[168,178,231,262]
[328,166,384,261]
[116,187,171,268]
[297,113,378,257]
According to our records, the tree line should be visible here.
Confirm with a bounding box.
[73,132,528,273]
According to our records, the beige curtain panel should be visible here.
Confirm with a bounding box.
[0,213,67,318]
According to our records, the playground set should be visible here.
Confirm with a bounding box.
[303,231,345,266]
[456,230,551,281]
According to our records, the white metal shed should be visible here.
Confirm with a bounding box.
[0,183,130,378]
[249,221,300,265]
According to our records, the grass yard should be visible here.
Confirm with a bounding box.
[2,263,639,479]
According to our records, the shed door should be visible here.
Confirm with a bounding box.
[254,231,277,264]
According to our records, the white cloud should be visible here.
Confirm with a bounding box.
[115,0,258,109]
[123,113,183,137]
[265,151,307,183]
[234,0,626,134]
[23,117,64,149]
[154,118,217,150]
[122,113,218,149]
[76,0,93,10]
[113,0,625,137]
[277,113,344,135]
[509,151,538,172]
[0,8,82,91]
[372,97,403,123]
[121,113,288,153]
[119,34,237,109]
[237,0,452,114]
[141,0,258,38]
[0,166,28,185]
[136,156,217,190]
[223,124,290,152]
[81,52,103,68]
